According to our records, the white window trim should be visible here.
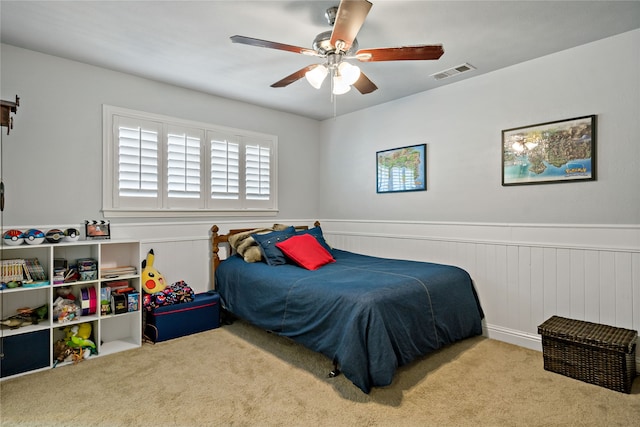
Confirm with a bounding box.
[102,105,278,218]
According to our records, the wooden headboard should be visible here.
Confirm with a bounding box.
[210,221,321,280]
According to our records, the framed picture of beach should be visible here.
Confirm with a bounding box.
[376,144,426,193]
[502,115,596,186]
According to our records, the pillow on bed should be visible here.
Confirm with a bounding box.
[228,228,272,263]
[252,226,296,266]
[276,233,335,270]
[295,226,332,253]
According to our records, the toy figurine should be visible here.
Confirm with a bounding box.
[141,249,167,294]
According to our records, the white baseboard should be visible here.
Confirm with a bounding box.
[484,322,640,375]
[484,323,543,352]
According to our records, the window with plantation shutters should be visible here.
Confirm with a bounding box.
[118,124,159,198]
[167,133,200,199]
[210,134,239,201]
[103,105,277,217]
[245,142,270,201]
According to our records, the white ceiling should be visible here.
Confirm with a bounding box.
[2,1,639,121]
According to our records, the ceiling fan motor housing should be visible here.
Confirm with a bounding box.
[313,30,359,55]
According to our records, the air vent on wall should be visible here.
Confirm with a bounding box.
[430,63,476,80]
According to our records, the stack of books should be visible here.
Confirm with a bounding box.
[1,258,48,286]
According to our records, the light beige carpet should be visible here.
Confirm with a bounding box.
[1,319,638,426]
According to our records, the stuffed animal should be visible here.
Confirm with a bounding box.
[143,280,195,311]
[64,324,95,349]
[53,339,73,363]
[141,249,167,294]
[0,304,48,329]
[54,323,96,365]
[65,323,92,341]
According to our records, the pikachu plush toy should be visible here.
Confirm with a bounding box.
[141,249,194,311]
[141,249,167,294]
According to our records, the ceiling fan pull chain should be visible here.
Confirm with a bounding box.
[331,68,337,118]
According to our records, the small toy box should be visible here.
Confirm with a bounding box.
[145,291,220,343]
[538,315,638,393]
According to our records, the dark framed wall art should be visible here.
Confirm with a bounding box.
[502,115,596,186]
[376,144,426,193]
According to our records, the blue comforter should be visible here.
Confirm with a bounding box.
[215,249,483,393]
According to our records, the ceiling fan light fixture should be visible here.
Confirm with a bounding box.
[305,65,328,89]
[338,62,361,86]
[332,75,351,95]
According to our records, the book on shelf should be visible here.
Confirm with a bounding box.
[1,259,29,282]
[100,266,137,278]
[25,258,47,281]
[2,258,49,283]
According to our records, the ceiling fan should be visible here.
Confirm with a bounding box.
[230,0,444,96]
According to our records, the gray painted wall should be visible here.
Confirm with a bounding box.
[0,44,321,227]
[318,29,640,225]
[3,30,638,229]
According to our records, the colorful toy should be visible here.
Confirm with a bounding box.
[0,304,47,329]
[3,229,24,246]
[67,323,92,341]
[143,280,195,311]
[53,340,73,364]
[141,249,167,294]
[45,229,64,243]
[64,324,95,348]
[141,250,195,311]
[52,287,79,322]
[24,229,45,245]
[55,323,96,364]
[64,228,80,242]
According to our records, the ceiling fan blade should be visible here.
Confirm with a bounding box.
[330,0,372,52]
[271,64,319,88]
[230,35,320,57]
[356,45,444,62]
[352,71,377,94]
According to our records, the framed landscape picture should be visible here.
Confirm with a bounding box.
[376,144,426,193]
[502,115,596,186]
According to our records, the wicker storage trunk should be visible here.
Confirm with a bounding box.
[538,316,637,393]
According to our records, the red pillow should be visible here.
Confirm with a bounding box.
[276,233,335,270]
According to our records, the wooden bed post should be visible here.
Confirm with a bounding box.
[211,225,220,289]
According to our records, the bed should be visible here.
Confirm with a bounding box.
[211,222,484,393]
